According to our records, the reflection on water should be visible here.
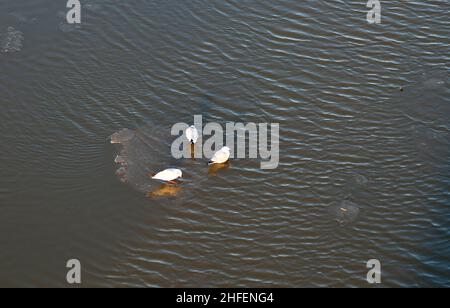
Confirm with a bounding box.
[208,161,231,177]
[148,184,183,198]
[189,143,196,159]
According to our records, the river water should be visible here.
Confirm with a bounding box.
[0,0,449,287]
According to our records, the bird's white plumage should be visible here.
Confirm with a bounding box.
[186,125,199,144]
[210,146,231,164]
[152,169,182,181]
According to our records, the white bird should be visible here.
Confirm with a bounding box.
[185,125,199,144]
[150,168,182,184]
[209,146,231,164]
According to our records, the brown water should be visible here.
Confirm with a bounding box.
[0,0,449,287]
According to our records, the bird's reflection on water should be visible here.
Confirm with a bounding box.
[208,161,231,176]
[147,184,183,198]
[190,144,196,159]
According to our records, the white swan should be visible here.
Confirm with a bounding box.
[186,125,199,144]
[150,169,182,184]
[209,146,231,164]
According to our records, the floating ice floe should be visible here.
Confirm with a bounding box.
[85,1,103,13]
[58,22,82,33]
[329,200,360,223]
[9,12,37,24]
[114,155,126,164]
[110,128,135,144]
[1,27,24,53]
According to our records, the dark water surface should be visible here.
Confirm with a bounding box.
[0,0,449,287]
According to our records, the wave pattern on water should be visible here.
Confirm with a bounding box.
[0,0,449,287]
